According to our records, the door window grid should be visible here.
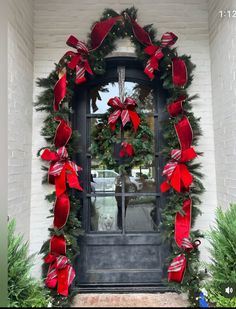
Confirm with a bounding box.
[86,79,161,234]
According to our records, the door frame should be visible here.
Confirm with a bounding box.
[72,56,172,292]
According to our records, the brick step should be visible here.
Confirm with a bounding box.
[72,293,189,307]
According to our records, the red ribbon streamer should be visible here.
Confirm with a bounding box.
[91,16,123,50]
[175,199,192,248]
[144,32,178,80]
[119,142,135,158]
[167,96,186,117]
[41,147,83,197]
[127,16,153,46]
[53,71,67,111]
[172,58,188,87]
[168,199,201,283]
[175,116,193,150]
[54,117,72,148]
[44,236,75,296]
[160,147,197,193]
[53,193,70,229]
[108,97,140,131]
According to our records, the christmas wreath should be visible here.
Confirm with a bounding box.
[35,6,205,307]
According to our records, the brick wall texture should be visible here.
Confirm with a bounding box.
[8,0,34,240]
[209,0,236,209]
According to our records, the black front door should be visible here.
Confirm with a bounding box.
[73,57,169,290]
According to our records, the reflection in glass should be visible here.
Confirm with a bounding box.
[125,196,158,232]
[125,164,156,193]
[90,196,120,232]
[90,168,119,192]
[89,82,155,114]
[90,83,119,114]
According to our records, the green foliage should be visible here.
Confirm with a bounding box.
[207,289,236,308]
[8,219,51,307]
[35,6,204,307]
[205,204,236,307]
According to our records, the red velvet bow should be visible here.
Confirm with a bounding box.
[41,146,83,197]
[44,253,75,297]
[144,32,178,80]
[108,97,140,131]
[160,147,197,193]
[119,142,135,158]
[65,35,93,84]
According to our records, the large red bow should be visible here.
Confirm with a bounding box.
[144,32,178,80]
[44,235,75,296]
[160,147,197,193]
[108,97,140,131]
[65,35,93,85]
[41,146,83,197]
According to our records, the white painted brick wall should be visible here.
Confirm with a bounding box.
[8,0,34,241]
[208,0,236,210]
[31,0,218,277]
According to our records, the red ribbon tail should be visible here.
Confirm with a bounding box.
[160,180,171,192]
[128,110,140,131]
[180,164,193,189]
[144,64,154,80]
[168,254,186,283]
[66,164,83,191]
[170,166,182,192]
[55,168,67,197]
[57,265,75,297]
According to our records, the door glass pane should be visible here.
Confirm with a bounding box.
[125,196,159,232]
[90,196,122,232]
[89,83,119,114]
[90,117,121,193]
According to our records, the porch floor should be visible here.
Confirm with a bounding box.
[72,293,189,307]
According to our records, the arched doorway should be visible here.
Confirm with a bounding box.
[72,57,170,291]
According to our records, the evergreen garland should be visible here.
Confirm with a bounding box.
[35,6,205,307]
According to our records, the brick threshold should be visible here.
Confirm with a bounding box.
[72,293,189,307]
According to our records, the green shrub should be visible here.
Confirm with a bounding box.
[8,219,51,307]
[205,204,236,307]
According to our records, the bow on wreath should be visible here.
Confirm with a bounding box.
[144,32,178,80]
[41,146,83,197]
[108,97,140,131]
[44,235,75,297]
[160,147,197,193]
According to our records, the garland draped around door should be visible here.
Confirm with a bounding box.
[36,7,204,307]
